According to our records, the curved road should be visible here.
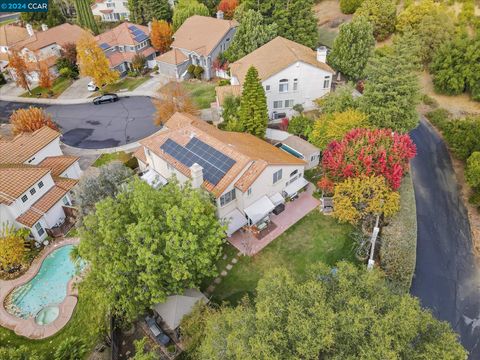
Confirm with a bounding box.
[410,119,480,358]
[0,97,158,149]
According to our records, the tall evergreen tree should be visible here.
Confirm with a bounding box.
[239,66,268,138]
[128,0,144,24]
[21,0,66,27]
[173,0,210,31]
[143,0,172,22]
[224,10,277,62]
[327,16,375,80]
[75,0,99,34]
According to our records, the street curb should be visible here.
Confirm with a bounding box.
[0,92,160,105]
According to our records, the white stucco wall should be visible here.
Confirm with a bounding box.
[43,197,68,228]
[92,0,130,21]
[60,162,82,179]
[24,138,62,165]
[147,150,189,184]
[11,173,55,218]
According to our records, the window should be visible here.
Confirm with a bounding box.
[62,196,70,206]
[220,189,236,207]
[21,195,28,203]
[30,188,36,195]
[106,2,115,7]
[123,1,128,5]
[38,181,44,188]
[273,169,282,184]
[273,100,283,109]
[285,99,294,108]
[290,169,298,177]
[279,79,288,93]
[247,187,252,196]
[118,45,124,52]
[323,76,331,89]
[226,37,230,42]
[265,85,270,92]
[146,149,151,156]
[293,78,298,91]
[35,222,45,236]
[311,154,319,162]
[27,157,35,163]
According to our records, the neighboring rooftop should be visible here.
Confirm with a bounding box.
[95,22,150,48]
[171,15,238,56]
[139,113,304,197]
[155,48,188,65]
[0,127,60,164]
[230,36,335,85]
[282,135,320,155]
[0,23,31,47]
[0,164,50,205]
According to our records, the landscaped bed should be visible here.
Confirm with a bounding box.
[209,211,356,305]
[93,151,138,169]
[21,77,73,98]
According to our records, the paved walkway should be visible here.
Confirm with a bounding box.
[228,184,320,255]
[0,238,81,339]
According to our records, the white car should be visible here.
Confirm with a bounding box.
[87,81,98,92]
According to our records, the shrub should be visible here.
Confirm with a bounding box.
[59,67,73,79]
[127,70,138,77]
[340,0,363,14]
[54,337,86,360]
[217,79,230,86]
[0,72,6,85]
[466,152,480,189]
[380,173,417,292]
[421,94,438,108]
[193,65,204,79]
[425,108,451,130]
[187,64,196,75]
[287,115,313,138]
[442,116,480,160]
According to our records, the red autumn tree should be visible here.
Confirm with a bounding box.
[319,128,416,191]
[9,51,31,93]
[218,0,238,19]
[150,19,173,53]
[38,60,54,90]
[10,107,58,135]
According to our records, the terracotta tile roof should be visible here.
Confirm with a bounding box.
[0,126,60,164]
[95,22,150,47]
[12,23,87,52]
[155,48,188,65]
[0,164,50,204]
[16,177,77,227]
[0,24,31,47]
[140,112,304,197]
[230,36,335,86]
[172,16,237,56]
[133,147,147,164]
[215,85,241,106]
[105,46,156,68]
[38,156,79,177]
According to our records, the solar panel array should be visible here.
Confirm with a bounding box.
[160,138,236,186]
[128,25,149,43]
[100,43,110,50]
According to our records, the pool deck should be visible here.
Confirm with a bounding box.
[0,238,80,339]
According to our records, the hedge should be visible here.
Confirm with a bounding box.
[380,173,417,292]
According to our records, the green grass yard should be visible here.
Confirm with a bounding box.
[209,211,356,305]
[21,77,73,99]
[102,76,150,93]
[92,151,138,169]
[182,82,216,109]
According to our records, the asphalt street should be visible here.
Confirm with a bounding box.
[0,97,158,149]
[410,119,480,358]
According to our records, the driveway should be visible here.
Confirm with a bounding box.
[57,77,93,100]
[0,97,158,149]
[410,119,480,358]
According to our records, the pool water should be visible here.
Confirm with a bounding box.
[276,143,304,159]
[7,245,83,323]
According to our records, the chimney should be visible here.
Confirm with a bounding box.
[26,24,34,37]
[41,24,48,32]
[190,163,203,188]
[147,21,152,33]
[216,10,224,19]
[316,46,327,63]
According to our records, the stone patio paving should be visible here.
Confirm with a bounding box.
[228,184,320,255]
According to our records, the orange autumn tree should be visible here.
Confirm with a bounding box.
[218,0,238,19]
[10,107,58,135]
[0,225,29,272]
[154,82,199,125]
[150,19,173,53]
[9,51,31,93]
[38,60,54,90]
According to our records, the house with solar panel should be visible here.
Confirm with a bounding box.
[134,112,310,237]
[156,15,238,80]
[95,22,156,75]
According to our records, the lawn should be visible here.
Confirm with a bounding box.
[21,77,73,98]
[102,76,150,93]
[93,151,138,169]
[182,81,216,109]
[210,211,356,305]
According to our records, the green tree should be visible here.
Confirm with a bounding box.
[327,17,375,80]
[130,338,158,360]
[0,225,29,272]
[21,0,66,27]
[317,83,358,114]
[466,152,480,189]
[54,337,86,360]
[182,262,467,359]
[199,0,220,16]
[224,10,277,62]
[340,0,363,14]
[78,179,225,323]
[238,66,268,138]
[287,115,313,138]
[143,0,172,22]
[464,34,480,101]
[128,0,144,23]
[355,0,396,41]
[173,0,210,31]
[359,47,420,133]
[220,94,242,131]
[74,0,99,34]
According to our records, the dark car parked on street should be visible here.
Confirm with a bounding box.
[93,93,119,105]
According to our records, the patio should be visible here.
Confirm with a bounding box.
[228,184,320,255]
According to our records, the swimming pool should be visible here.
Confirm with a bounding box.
[6,245,83,325]
[275,143,305,159]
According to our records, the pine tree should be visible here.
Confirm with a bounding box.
[75,0,99,35]
[143,0,172,22]
[327,16,375,80]
[224,10,277,62]
[128,0,144,24]
[173,0,210,31]
[238,66,268,138]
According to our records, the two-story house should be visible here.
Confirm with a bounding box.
[0,127,82,243]
[96,22,156,75]
[223,36,335,120]
[6,23,86,82]
[91,0,130,22]
[0,23,31,72]
[134,112,308,237]
[156,15,238,80]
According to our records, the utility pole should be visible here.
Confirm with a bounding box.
[367,214,380,270]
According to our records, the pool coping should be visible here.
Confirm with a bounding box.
[0,238,81,339]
